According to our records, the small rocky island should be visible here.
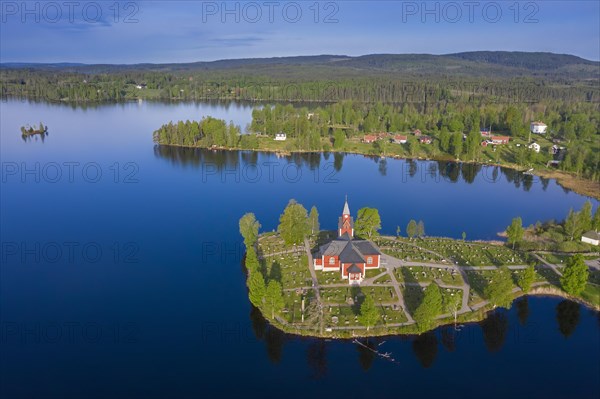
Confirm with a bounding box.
[240,198,600,338]
[20,123,48,138]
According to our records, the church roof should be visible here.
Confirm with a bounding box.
[320,240,347,256]
[353,240,381,255]
[347,264,362,273]
[318,238,380,259]
[339,232,352,241]
[339,242,365,264]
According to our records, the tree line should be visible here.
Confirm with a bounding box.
[3,68,598,104]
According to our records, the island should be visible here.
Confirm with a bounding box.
[20,123,48,138]
[239,198,600,338]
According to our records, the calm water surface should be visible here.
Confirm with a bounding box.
[1,100,598,398]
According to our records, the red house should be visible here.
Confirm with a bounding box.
[363,134,378,143]
[393,135,408,144]
[419,136,432,144]
[491,136,510,145]
[313,198,382,284]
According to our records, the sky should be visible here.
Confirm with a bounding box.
[1,1,599,63]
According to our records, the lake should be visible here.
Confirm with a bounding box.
[1,100,598,398]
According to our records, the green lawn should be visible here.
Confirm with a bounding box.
[373,272,392,284]
[581,284,600,307]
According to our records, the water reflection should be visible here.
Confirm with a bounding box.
[21,130,49,143]
[516,297,530,325]
[249,305,287,364]
[152,146,564,195]
[306,341,328,379]
[356,339,378,371]
[480,310,509,353]
[556,300,581,338]
[440,326,458,352]
[333,152,344,172]
[246,298,596,374]
[412,332,438,368]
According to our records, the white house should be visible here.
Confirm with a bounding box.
[274,133,287,141]
[531,121,547,134]
[528,143,541,153]
[582,231,600,246]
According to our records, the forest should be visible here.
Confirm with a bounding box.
[154,100,599,183]
[5,52,599,184]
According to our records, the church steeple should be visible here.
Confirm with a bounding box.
[342,195,350,217]
[339,196,354,238]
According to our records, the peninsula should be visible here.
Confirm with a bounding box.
[240,198,600,338]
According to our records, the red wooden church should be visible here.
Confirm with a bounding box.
[313,198,381,284]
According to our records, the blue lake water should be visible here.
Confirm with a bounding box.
[1,100,599,398]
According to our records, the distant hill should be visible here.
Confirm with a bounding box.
[2,51,598,83]
[447,51,598,70]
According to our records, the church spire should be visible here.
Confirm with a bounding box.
[343,196,350,216]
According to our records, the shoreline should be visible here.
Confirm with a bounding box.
[258,288,600,340]
[249,231,599,340]
[157,143,600,200]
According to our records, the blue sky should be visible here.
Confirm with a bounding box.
[1,1,598,63]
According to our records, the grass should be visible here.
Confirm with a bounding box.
[581,284,600,307]
[282,289,315,324]
[588,270,600,285]
[316,270,345,286]
[401,285,425,316]
[259,234,310,290]
[373,272,392,284]
[375,238,445,262]
[413,238,528,266]
[395,266,463,286]
[376,236,529,266]
[537,252,568,264]
[365,268,384,279]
